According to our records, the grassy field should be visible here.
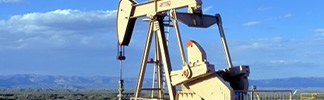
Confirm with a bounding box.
[1,88,324,100]
[0,88,127,100]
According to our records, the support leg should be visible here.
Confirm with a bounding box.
[134,22,154,98]
[154,16,176,100]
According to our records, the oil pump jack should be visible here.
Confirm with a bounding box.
[116,0,250,100]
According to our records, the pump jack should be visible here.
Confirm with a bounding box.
[116,0,250,100]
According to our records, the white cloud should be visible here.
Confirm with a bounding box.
[233,37,289,51]
[266,13,294,21]
[0,9,117,50]
[242,21,261,27]
[228,37,324,79]
[270,60,286,64]
[283,13,293,18]
[314,28,324,36]
[6,9,116,34]
[203,6,213,13]
[257,7,272,11]
[315,28,324,33]
[0,0,21,3]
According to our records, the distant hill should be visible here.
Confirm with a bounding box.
[0,74,323,89]
[0,74,137,89]
[250,77,324,88]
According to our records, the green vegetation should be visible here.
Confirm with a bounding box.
[0,88,133,100]
[1,88,324,100]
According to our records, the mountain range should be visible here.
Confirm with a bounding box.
[0,74,323,89]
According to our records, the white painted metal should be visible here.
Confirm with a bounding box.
[134,22,154,98]
[117,0,250,100]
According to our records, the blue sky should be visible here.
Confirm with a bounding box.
[1,0,324,80]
